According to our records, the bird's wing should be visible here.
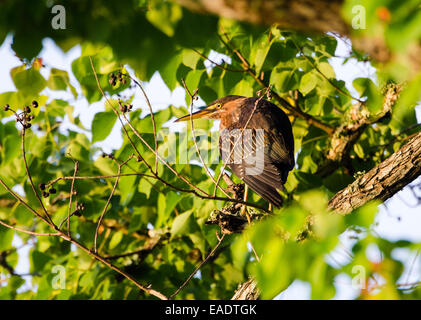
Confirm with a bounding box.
[219,98,295,207]
[220,128,286,207]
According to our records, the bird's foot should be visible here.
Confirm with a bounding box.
[240,205,251,224]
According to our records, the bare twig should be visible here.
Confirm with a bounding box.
[120,72,159,173]
[181,78,232,199]
[94,155,134,253]
[67,158,79,236]
[217,30,335,135]
[89,57,211,198]
[191,48,245,73]
[21,127,55,226]
[0,220,60,237]
[291,38,364,103]
[169,232,226,299]
[0,177,168,300]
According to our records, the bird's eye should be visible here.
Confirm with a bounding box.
[216,103,222,109]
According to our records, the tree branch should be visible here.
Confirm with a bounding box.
[232,130,421,299]
[328,131,421,214]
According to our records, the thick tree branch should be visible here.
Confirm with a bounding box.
[177,0,348,35]
[328,131,421,214]
[233,130,421,299]
[177,0,420,70]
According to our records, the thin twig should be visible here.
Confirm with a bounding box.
[94,155,134,253]
[169,232,226,299]
[191,48,245,73]
[89,57,210,198]
[67,159,79,236]
[48,173,157,186]
[181,78,232,199]
[218,30,335,135]
[121,72,159,173]
[88,57,269,212]
[0,171,168,300]
[0,220,60,237]
[21,127,55,226]
[291,39,364,104]
[0,178,54,228]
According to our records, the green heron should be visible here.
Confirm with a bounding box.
[176,95,295,213]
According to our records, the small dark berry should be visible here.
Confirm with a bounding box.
[72,209,81,217]
[39,183,46,190]
[42,191,49,198]
[24,123,31,129]
[32,100,38,108]
[24,106,31,113]
[120,105,128,113]
[3,104,9,111]
[101,153,106,158]
[49,188,56,194]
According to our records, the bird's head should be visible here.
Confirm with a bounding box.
[175,95,245,122]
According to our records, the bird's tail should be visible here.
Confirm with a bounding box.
[243,177,283,208]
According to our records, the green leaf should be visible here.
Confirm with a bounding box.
[171,210,193,236]
[270,68,300,93]
[47,68,77,98]
[352,78,382,113]
[118,174,138,206]
[299,71,319,95]
[182,49,201,70]
[91,112,116,143]
[317,62,335,78]
[138,178,153,199]
[11,66,47,97]
[29,250,51,273]
[230,79,254,97]
[109,231,124,250]
[3,135,21,164]
[146,0,182,37]
[160,53,182,91]
[0,226,14,251]
[157,191,182,227]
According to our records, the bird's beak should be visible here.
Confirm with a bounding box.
[174,105,219,122]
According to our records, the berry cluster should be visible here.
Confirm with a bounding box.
[39,183,56,198]
[109,71,127,86]
[119,103,133,113]
[3,100,38,130]
[72,202,85,217]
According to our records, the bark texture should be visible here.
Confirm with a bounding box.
[328,131,421,214]
[232,278,260,300]
[176,0,421,68]
[232,131,421,300]
[177,0,348,35]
